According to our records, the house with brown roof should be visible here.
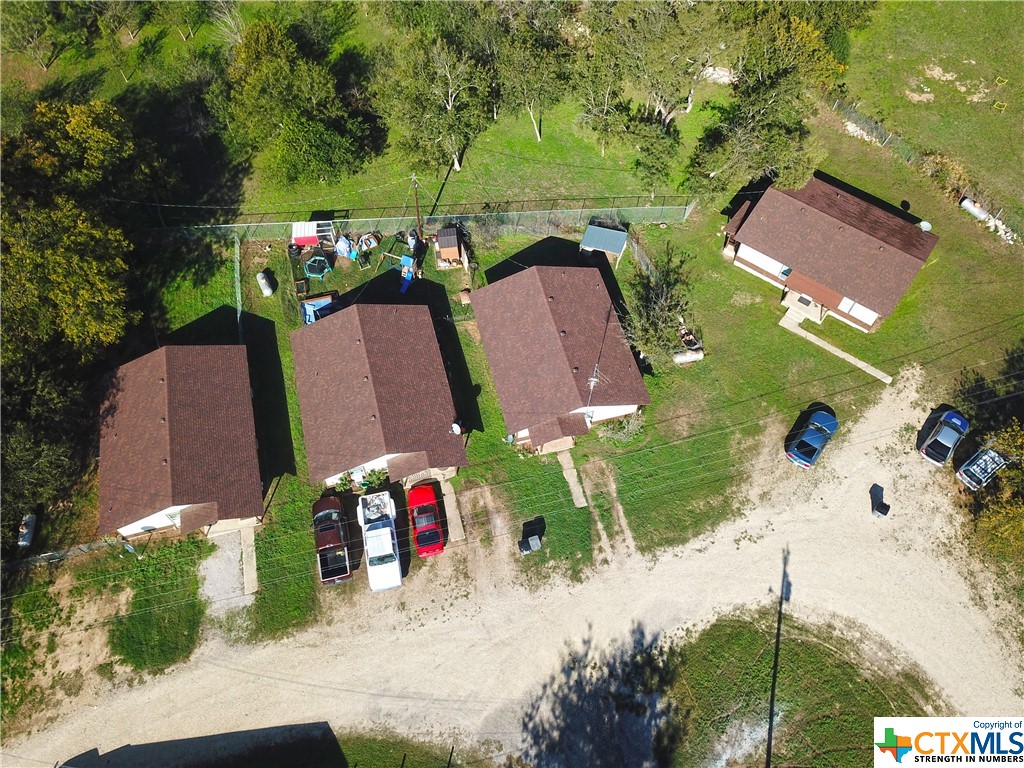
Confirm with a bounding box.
[291,303,467,486]
[471,265,650,453]
[723,175,938,332]
[98,346,264,539]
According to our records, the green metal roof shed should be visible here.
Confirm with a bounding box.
[580,225,628,258]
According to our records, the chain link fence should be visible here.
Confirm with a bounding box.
[190,200,698,246]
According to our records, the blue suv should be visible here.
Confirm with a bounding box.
[786,409,839,468]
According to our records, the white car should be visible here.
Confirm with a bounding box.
[356,492,402,592]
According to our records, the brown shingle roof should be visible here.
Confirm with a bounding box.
[472,266,650,436]
[733,176,938,317]
[290,303,467,484]
[98,346,263,535]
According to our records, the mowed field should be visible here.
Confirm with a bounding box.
[844,1,1024,229]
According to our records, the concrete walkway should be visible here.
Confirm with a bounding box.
[201,528,257,616]
[555,450,589,509]
[779,309,893,385]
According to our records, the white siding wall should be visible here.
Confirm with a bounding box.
[571,403,640,425]
[325,453,399,486]
[736,244,790,281]
[117,504,190,538]
[848,302,879,326]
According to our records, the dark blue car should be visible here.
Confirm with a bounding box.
[786,410,839,468]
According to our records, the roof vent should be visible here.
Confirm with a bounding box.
[799,207,805,213]
[879,246,884,251]
[548,296,554,302]
[838,226,844,231]
[560,330,566,336]
[363,375,368,382]
[370,414,376,421]
[573,366,580,373]
[158,377,165,384]
[356,338,361,344]
[160,417,166,423]
[162,459,168,465]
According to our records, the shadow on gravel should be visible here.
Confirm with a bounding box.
[520,623,682,768]
[62,721,347,767]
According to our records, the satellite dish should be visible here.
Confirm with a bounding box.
[918,221,932,232]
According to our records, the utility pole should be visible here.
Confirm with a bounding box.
[412,174,424,241]
[765,546,791,768]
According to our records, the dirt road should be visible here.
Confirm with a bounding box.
[6,369,1023,766]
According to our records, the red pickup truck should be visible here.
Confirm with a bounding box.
[312,497,353,585]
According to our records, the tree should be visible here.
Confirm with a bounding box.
[264,114,356,185]
[221,20,344,151]
[611,1,730,129]
[621,245,693,366]
[210,0,244,49]
[0,1,86,70]
[2,101,148,206]
[91,0,151,40]
[370,39,487,170]
[0,423,75,548]
[1,199,136,359]
[496,29,566,142]
[627,113,680,199]
[98,23,136,83]
[155,0,208,42]
[572,21,627,157]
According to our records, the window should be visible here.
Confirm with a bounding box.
[838,297,855,313]
[781,267,792,278]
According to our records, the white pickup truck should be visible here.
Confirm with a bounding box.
[356,492,402,592]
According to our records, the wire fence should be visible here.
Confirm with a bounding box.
[827,95,1023,240]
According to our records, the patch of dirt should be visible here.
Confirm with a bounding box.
[905,90,936,103]
[967,88,990,103]
[650,391,707,440]
[460,319,482,344]
[924,64,958,81]
[729,291,763,307]
[13,572,134,736]
[585,459,637,557]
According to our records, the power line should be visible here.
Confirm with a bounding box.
[6,347,1021,613]
[9,382,1020,630]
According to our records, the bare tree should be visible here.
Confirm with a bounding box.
[210,0,244,49]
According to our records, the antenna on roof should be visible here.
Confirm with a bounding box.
[584,305,615,426]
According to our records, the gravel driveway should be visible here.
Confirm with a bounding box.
[6,368,1023,767]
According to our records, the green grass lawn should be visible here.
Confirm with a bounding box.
[242,90,726,222]
[844,1,1024,230]
[574,203,875,553]
[668,612,936,766]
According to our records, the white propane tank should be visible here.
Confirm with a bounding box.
[960,197,990,221]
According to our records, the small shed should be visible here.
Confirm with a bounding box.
[434,224,469,271]
[580,225,629,261]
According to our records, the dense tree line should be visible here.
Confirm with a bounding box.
[0,0,876,552]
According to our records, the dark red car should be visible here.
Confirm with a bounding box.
[408,484,444,557]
